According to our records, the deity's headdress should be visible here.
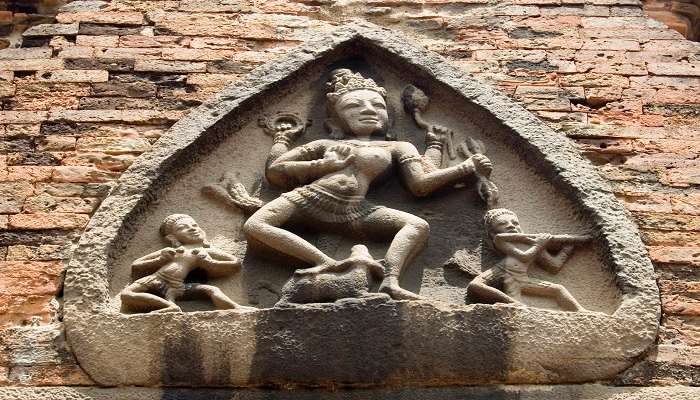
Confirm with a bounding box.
[483,208,518,228]
[326,69,387,104]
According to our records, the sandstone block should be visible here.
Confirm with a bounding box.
[57,47,97,59]
[118,35,182,48]
[0,81,16,97]
[161,48,237,61]
[186,73,239,86]
[48,110,178,124]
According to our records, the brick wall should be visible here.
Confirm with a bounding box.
[0,0,698,388]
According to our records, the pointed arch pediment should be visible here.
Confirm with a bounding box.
[63,22,659,387]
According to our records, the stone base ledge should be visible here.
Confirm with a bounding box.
[0,385,698,400]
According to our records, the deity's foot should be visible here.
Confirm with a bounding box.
[378,279,423,301]
[294,263,332,276]
[233,304,259,313]
[152,305,182,313]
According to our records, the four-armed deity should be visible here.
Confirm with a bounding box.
[121,68,592,312]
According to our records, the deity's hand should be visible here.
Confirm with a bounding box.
[471,154,493,176]
[191,248,209,260]
[322,144,355,169]
[160,247,178,261]
[427,124,452,145]
[274,123,304,143]
[535,233,553,247]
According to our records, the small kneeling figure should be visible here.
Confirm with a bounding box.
[120,214,255,313]
[468,208,591,312]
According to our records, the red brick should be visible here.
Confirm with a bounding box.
[6,167,53,182]
[649,246,700,266]
[52,166,120,183]
[8,213,89,230]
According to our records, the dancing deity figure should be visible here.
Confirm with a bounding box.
[121,214,255,313]
[243,69,492,300]
[467,208,590,311]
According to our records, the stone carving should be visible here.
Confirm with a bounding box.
[243,69,493,301]
[120,214,255,313]
[277,244,386,304]
[402,85,499,207]
[467,208,591,311]
[63,24,659,387]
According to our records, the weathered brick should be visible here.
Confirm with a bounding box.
[52,166,119,183]
[23,194,99,214]
[0,48,52,60]
[57,47,96,59]
[0,60,64,72]
[514,85,584,111]
[36,136,77,152]
[60,153,137,172]
[34,182,113,198]
[75,136,151,154]
[6,244,72,261]
[96,47,162,59]
[0,81,16,98]
[186,73,239,86]
[78,23,144,36]
[8,213,89,230]
[64,58,135,72]
[580,38,640,51]
[134,59,207,73]
[92,81,157,98]
[648,63,700,77]
[5,167,53,182]
[22,23,79,37]
[74,35,119,47]
[57,12,144,25]
[36,70,109,83]
[0,260,64,297]
[0,197,24,214]
[161,48,237,61]
[118,35,182,48]
[48,110,180,124]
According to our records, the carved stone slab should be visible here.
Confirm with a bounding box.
[63,22,659,387]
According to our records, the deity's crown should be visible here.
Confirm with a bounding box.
[326,69,387,101]
[160,213,193,236]
[483,208,518,228]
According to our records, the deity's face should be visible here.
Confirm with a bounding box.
[333,89,388,138]
[169,217,206,245]
[489,213,522,235]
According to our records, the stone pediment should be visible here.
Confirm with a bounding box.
[63,21,659,387]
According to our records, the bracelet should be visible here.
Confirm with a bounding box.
[273,135,291,146]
